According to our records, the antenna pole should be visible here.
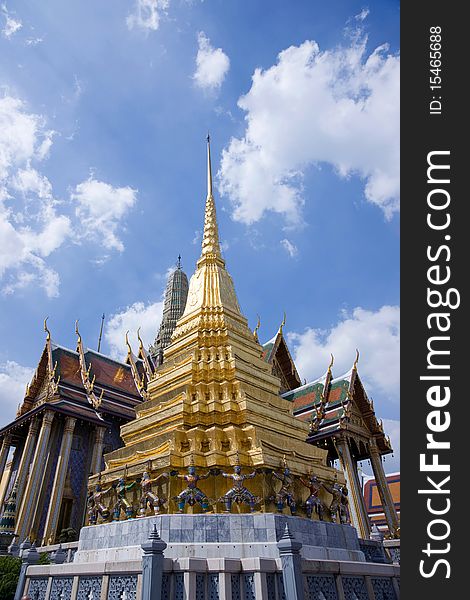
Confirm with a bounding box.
[97,313,105,353]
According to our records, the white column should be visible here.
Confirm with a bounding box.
[42,416,76,545]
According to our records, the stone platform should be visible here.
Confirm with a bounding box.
[74,513,365,563]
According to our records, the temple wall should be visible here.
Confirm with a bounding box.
[23,555,400,600]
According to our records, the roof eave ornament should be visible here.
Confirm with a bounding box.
[253,315,261,343]
[44,317,54,373]
[126,330,150,401]
[76,320,105,412]
[137,327,154,382]
[278,312,286,336]
[327,353,334,375]
[353,348,360,371]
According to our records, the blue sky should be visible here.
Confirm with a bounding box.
[0,0,399,471]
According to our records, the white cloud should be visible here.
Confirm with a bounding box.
[280,238,298,258]
[1,4,22,38]
[288,305,400,406]
[193,32,230,91]
[355,8,370,22]
[25,37,43,46]
[127,0,169,32]
[0,96,138,297]
[0,98,68,297]
[105,300,164,360]
[0,361,34,427]
[71,177,137,252]
[219,25,399,225]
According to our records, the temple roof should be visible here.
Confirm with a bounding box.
[0,328,142,438]
[261,328,301,392]
[283,355,392,457]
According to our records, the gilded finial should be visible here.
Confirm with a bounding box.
[278,312,286,335]
[125,330,132,355]
[137,327,145,351]
[177,255,182,269]
[44,317,51,342]
[328,353,334,374]
[253,315,261,342]
[353,348,359,370]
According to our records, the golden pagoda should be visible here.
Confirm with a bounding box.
[89,137,343,513]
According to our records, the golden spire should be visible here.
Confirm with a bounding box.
[199,134,222,262]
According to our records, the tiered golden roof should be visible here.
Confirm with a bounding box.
[90,137,342,511]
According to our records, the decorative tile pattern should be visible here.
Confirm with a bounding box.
[371,578,396,600]
[243,573,256,600]
[231,574,241,600]
[77,576,102,600]
[70,425,91,532]
[342,577,368,600]
[277,574,286,600]
[305,575,338,600]
[266,574,276,600]
[196,573,206,600]
[107,575,138,600]
[161,573,170,599]
[28,578,48,600]
[175,573,184,600]
[209,573,219,600]
[50,577,73,600]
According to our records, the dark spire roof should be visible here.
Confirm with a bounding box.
[149,258,189,363]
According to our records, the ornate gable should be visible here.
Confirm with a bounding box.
[261,331,301,393]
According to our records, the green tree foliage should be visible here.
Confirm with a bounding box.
[0,555,21,600]
[38,552,50,565]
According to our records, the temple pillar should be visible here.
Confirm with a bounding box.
[336,436,370,539]
[90,426,106,475]
[0,434,13,509]
[369,438,400,537]
[13,418,40,509]
[16,410,55,542]
[42,417,76,545]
